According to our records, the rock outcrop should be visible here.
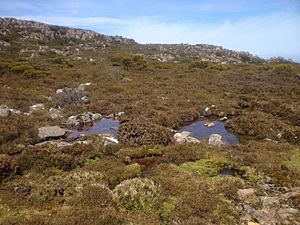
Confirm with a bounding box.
[66,112,102,127]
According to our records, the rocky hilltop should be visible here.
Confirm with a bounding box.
[0,17,272,64]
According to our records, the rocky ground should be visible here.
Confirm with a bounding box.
[0,18,300,225]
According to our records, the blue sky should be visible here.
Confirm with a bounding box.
[1,0,300,61]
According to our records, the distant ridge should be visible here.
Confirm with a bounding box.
[0,17,294,64]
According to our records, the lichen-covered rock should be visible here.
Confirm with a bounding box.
[208,134,224,146]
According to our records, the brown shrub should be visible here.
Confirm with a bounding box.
[73,183,114,207]
[0,154,17,180]
[170,190,238,225]
[0,115,38,154]
[16,143,98,172]
[118,118,172,146]
[226,111,298,143]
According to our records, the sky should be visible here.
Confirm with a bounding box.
[1,0,300,61]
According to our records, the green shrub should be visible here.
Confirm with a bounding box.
[113,178,160,211]
[179,158,230,177]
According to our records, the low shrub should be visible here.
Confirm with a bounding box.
[16,143,98,172]
[118,118,172,146]
[0,115,38,154]
[113,178,160,211]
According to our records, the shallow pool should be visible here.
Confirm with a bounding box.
[68,118,119,139]
[179,121,238,144]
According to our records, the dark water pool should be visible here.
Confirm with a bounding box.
[68,118,119,139]
[179,121,238,144]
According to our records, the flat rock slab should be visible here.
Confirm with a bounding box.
[38,126,66,139]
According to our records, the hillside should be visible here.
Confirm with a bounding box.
[0,18,300,225]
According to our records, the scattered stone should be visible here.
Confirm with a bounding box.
[259,183,271,191]
[34,140,91,148]
[29,103,45,112]
[174,131,191,144]
[238,188,256,199]
[10,109,22,114]
[248,222,261,225]
[208,134,224,146]
[81,96,90,104]
[99,134,119,146]
[184,136,200,144]
[173,131,200,144]
[49,108,63,119]
[56,89,63,94]
[261,196,280,208]
[220,116,228,121]
[66,112,102,127]
[204,122,215,128]
[241,214,252,221]
[107,111,125,119]
[78,82,92,92]
[38,126,66,139]
[252,208,277,225]
[276,208,298,221]
[0,105,11,117]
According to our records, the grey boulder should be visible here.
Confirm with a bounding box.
[38,126,66,139]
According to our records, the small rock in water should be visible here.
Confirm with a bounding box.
[0,105,11,117]
[38,126,66,139]
[204,122,215,128]
[208,134,224,146]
